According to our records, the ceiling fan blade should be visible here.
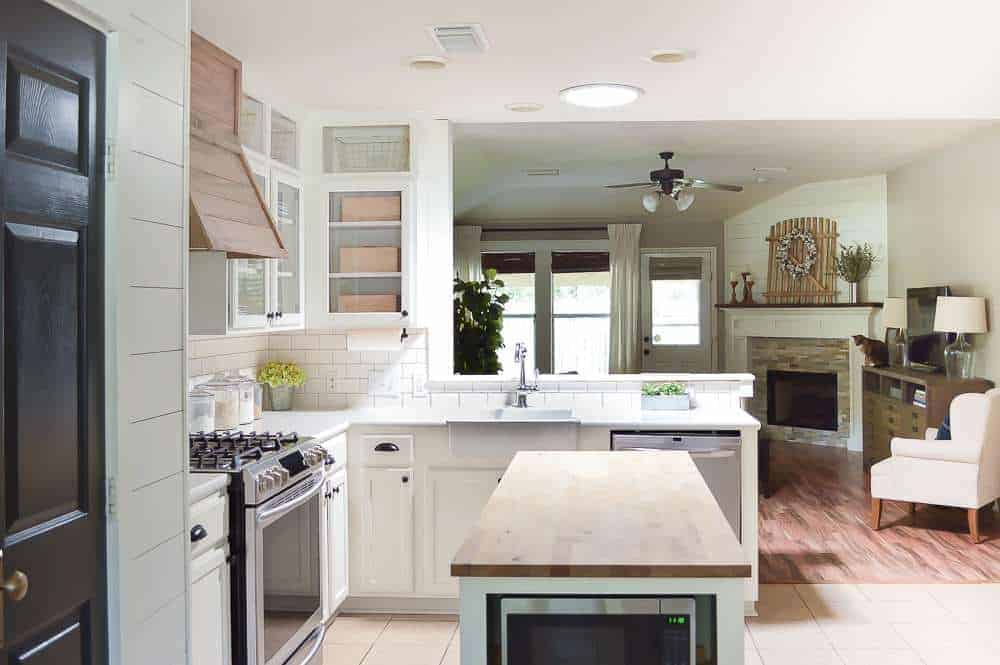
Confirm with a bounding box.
[605,182,656,189]
[682,178,744,192]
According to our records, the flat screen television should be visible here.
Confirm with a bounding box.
[906,286,952,371]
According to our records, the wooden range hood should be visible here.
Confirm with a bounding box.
[189,33,286,259]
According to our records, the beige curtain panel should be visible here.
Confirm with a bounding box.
[608,223,642,373]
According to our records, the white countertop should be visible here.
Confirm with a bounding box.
[243,405,759,441]
[189,472,229,503]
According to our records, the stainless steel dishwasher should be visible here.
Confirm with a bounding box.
[611,431,741,540]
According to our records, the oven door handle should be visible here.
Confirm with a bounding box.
[294,623,326,665]
[256,477,324,523]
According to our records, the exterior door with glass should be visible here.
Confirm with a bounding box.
[641,250,715,372]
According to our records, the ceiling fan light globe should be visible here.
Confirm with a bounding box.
[641,192,660,213]
[674,190,695,212]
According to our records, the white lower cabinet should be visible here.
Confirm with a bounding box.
[421,467,505,595]
[322,468,349,619]
[190,546,231,665]
[357,466,414,593]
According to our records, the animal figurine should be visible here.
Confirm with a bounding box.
[852,334,889,367]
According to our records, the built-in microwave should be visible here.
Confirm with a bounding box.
[500,597,697,665]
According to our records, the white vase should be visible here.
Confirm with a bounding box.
[847,282,859,304]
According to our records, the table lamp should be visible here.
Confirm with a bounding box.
[934,296,988,378]
[882,297,907,366]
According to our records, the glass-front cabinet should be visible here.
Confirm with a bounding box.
[229,95,305,331]
[326,184,408,321]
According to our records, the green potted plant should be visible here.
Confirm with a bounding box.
[257,361,306,411]
[454,269,509,374]
[834,242,878,303]
[641,382,690,411]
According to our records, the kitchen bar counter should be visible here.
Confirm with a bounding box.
[246,404,759,441]
[451,451,750,578]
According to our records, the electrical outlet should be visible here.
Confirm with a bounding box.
[327,375,338,393]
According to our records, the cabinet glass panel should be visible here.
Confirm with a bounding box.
[270,109,298,168]
[323,125,409,173]
[239,95,266,154]
[229,259,267,327]
[271,178,302,322]
[329,276,402,315]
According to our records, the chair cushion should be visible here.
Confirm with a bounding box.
[870,456,983,508]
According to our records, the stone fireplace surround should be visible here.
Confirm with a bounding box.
[721,306,879,450]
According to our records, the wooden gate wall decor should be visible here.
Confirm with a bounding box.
[764,217,839,304]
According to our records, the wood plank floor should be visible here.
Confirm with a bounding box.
[760,440,1000,583]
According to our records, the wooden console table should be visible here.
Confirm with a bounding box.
[862,366,993,470]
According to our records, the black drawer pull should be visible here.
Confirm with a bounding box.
[401,475,409,483]
[374,442,400,452]
[190,524,208,543]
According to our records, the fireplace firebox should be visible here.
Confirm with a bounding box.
[767,369,838,431]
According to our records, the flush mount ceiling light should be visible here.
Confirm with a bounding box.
[648,49,687,64]
[559,83,644,108]
[409,55,448,70]
[505,102,544,112]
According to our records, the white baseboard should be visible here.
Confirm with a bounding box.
[340,595,459,615]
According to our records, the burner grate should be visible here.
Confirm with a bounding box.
[188,431,299,471]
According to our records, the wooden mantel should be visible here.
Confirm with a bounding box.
[716,302,883,309]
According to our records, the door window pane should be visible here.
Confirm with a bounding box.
[651,279,700,346]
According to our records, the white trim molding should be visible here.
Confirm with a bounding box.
[721,306,878,450]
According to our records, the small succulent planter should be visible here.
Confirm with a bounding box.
[641,382,691,411]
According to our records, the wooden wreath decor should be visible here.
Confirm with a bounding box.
[764,217,839,304]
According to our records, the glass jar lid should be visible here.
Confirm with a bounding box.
[202,373,239,388]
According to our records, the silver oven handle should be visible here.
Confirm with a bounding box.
[256,477,323,523]
[296,623,326,665]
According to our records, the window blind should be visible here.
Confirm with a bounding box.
[649,256,702,281]
[481,252,536,274]
[551,251,610,274]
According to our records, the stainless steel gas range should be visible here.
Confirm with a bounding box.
[190,431,332,665]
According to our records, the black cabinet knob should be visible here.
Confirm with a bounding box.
[643,336,651,343]
[190,524,208,543]
[401,475,409,484]
[266,312,274,320]
[401,309,409,317]
[643,349,651,356]
[332,486,340,494]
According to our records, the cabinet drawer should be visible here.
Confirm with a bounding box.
[361,434,414,467]
[190,490,228,558]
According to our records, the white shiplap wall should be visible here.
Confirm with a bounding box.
[724,175,889,304]
[65,0,191,663]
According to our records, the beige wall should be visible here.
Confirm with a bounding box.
[888,125,1000,382]
[641,216,725,301]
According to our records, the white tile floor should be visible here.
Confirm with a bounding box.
[322,583,1000,664]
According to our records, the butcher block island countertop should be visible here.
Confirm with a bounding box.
[451,450,750,579]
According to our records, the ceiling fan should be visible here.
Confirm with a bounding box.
[606,151,744,213]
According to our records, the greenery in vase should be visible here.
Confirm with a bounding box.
[454,269,509,375]
[834,242,878,284]
[257,361,306,388]
[642,382,687,397]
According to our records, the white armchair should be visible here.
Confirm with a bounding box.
[870,388,1000,543]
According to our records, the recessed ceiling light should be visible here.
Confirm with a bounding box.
[409,55,448,70]
[648,49,686,64]
[753,167,789,174]
[559,83,644,109]
[505,102,544,112]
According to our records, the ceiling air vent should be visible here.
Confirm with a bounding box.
[524,169,560,177]
[428,24,490,53]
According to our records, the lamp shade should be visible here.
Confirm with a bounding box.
[934,296,988,334]
[882,297,906,329]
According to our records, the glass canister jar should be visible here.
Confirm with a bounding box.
[233,374,256,425]
[187,388,215,434]
[202,374,240,431]
[253,382,264,420]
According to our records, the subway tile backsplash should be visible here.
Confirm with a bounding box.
[188,329,752,411]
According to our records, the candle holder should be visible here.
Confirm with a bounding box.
[729,280,740,305]
[741,272,755,305]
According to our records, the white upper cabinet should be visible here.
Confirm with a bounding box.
[229,95,305,332]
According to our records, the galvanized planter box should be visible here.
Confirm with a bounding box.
[640,394,691,411]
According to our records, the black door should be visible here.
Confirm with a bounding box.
[0,0,106,663]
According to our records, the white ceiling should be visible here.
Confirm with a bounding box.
[192,0,1000,122]
[453,120,991,224]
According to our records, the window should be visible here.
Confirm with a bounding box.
[483,253,535,377]
[552,252,610,375]
[648,256,702,346]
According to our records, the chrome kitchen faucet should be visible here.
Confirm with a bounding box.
[513,342,538,407]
